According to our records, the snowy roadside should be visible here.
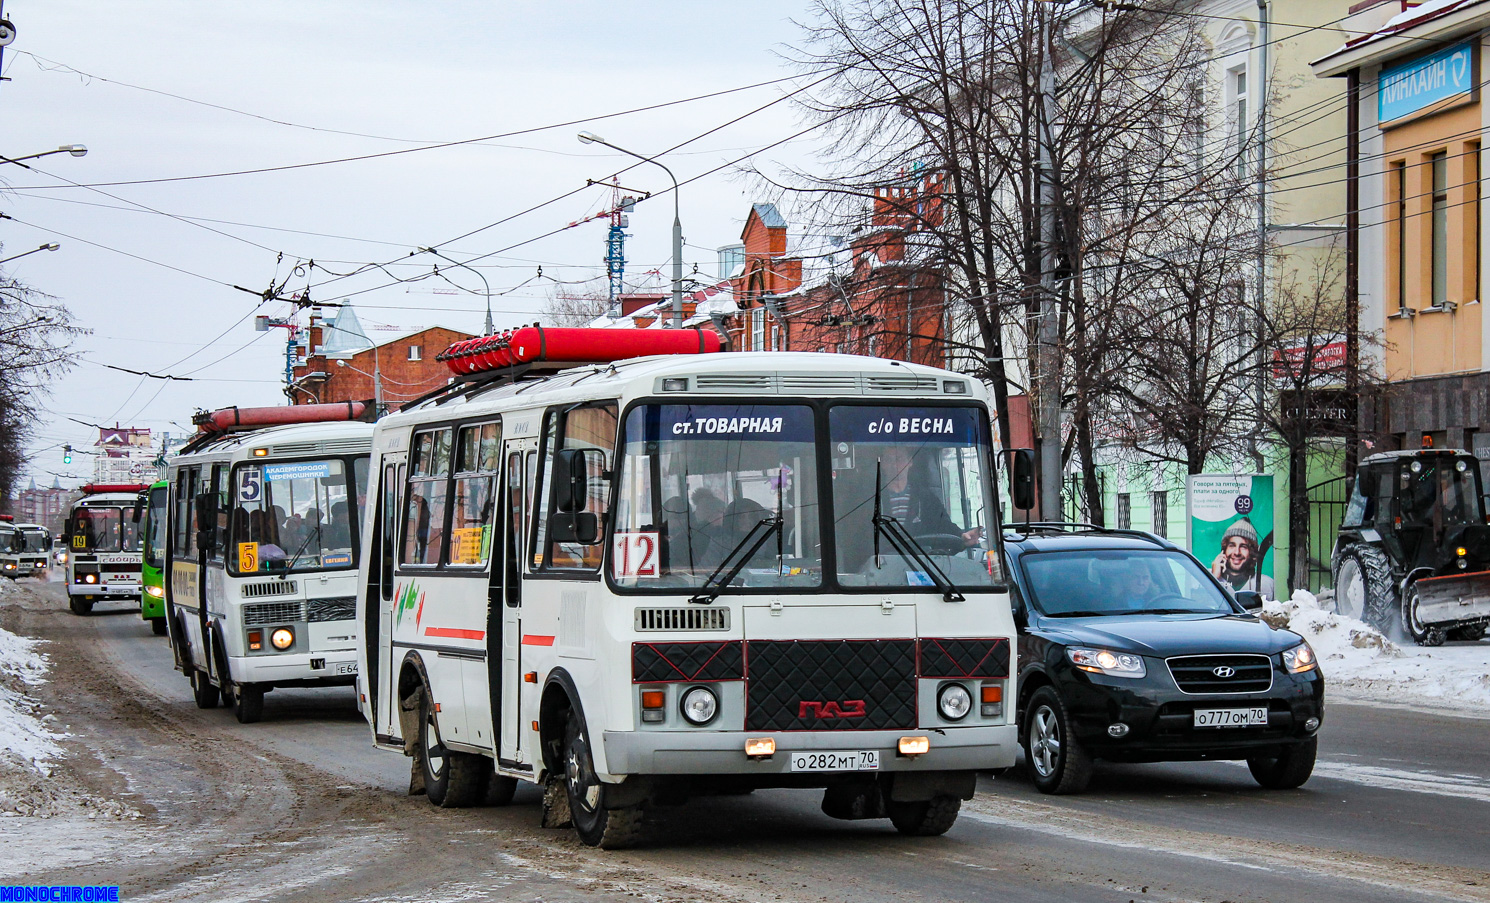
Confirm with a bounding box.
[1262,590,1490,718]
[0,579,141,823]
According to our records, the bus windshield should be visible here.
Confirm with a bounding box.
[74,507,137,552]
[18,528,48,553]
[231,458,358,574]
[829,405,1003,588]
[144,486,168,569]
[611,403,822,589]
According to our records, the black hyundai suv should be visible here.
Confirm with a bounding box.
[1003,525,1324,794]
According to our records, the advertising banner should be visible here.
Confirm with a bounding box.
[1379,41,1475,124]
[1186,474,1275,598]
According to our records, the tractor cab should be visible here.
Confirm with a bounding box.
[1335,449,1490,645]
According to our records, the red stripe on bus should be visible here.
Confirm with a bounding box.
[425,627,485,640]
[522,634,555,646]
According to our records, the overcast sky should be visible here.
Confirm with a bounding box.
[2,0,824,488]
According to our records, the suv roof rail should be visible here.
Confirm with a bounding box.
[1003,521,1175,548]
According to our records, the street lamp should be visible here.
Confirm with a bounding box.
[0,145,87,168]
[0,242,59,265]
[419,246,493,336]
[578,131,684,328]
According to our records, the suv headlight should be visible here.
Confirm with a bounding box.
[1282,641,1317,674]
[1067,647,1146,678]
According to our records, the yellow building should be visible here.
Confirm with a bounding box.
[1314,0,1490,454]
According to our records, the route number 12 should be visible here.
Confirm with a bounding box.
[613,532,659,579]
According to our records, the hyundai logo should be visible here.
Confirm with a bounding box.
[1212,666,1236,678]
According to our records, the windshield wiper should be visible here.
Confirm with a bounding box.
[1049,609,1119,617]
[278,520,324,577]
[689,514,781,605]
[872,461,964,603]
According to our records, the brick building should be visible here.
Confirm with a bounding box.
[11,478,79,534]
[726,180,948,366]
[288,305,474,411]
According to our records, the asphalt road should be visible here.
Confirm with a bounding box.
[10,580,1490,903]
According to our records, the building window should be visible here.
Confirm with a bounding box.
[1230,67,1248,175]
[1432,151,1449,308]
[408,344,422,362]
[1116,493,1131,530]
[1394,160,1408,312]
[1150,490,1168,538]
[751,308,765,351]
[1472,143,1481,303]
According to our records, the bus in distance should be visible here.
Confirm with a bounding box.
[165,404,373,723]
[63,484,149,614]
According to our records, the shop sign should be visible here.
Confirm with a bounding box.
[1379,41,1474,124]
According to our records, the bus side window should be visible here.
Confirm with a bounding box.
[380,462,397,600]
[534,403,617,571]
[174,468,198,557]
[402,428,452,566]
[506,450,525,606]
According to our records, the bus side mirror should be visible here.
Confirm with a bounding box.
[131,502,144,525]
[195,492,218,555]
[553,449,590,513]
[549,512,600,544]
[1010,449,1036,511]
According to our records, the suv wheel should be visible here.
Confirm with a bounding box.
[1401,583,1446,646]
[1023,686,1092,795]
[1333,544,1396,629]
[1247,737,1317,789]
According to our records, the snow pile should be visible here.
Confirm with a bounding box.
[0,622,61,772]
[1262,590,1490,714]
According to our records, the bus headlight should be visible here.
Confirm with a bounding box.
[145,584,164,598]
[680,686,718,725]
[84,573,96,584]
[270,627,295,651]
[937,683,972,721]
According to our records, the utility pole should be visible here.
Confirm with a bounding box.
[1252,0,1270,473]
[1037,6,1063,521]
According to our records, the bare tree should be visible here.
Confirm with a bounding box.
[780,0,1260,521]
[541,287,612,327]
[0,268,82,504]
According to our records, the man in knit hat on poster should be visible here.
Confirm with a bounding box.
[1211,518,1275,598]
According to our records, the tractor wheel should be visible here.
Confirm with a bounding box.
[1333,544,1396,630]
[1448,623,1487,642]
[1401,583,1447,646]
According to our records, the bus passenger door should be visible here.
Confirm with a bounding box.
[496,441,535,764]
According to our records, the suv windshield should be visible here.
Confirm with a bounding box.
[829,405,1002,589]
[231,458,360,574]
[1022,549,1235,617]
[611,403,821,589]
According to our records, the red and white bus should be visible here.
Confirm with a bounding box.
[357,328,1018,847]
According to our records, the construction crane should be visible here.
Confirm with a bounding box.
[568,178,646,305]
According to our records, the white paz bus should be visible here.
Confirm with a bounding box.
[63,484,148,613]
[357,327,1018,848]
[165,404,373,723]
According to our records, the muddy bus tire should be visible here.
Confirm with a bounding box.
[486,774,519,807]
[564,711,644,849]
[232,683,264,724]
[887,795,961,836]
[418,691,485,808]
[190,669,220,709]
[68,596,93,616]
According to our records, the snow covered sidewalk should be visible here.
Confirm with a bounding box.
[0,579,68,815]
[1262,590,1490,717]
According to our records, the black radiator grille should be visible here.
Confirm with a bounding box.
[1166,654,1274,694]
[745,639,916,731]
[307,596,357,623]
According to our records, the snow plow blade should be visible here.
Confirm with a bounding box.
[1412,570,1490,627]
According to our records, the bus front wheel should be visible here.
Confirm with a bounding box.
[68,596,93,616]
[563,710,644,849]
[150,617,168,637]
[190,669,219,709]
[232,683,264,724]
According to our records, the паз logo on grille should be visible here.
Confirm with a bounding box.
[1212,666,1236,678]
[798,699,866,719]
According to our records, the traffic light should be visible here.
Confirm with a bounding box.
[62,444,72,464]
